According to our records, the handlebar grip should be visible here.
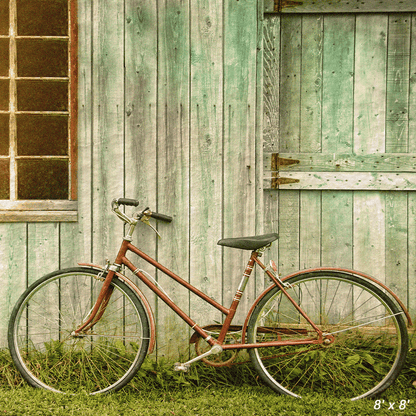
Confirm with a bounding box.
[150,212,173,223]
[117,198,139,207]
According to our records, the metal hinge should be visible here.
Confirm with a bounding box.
[274,0,303,13]
[270,153,300,189]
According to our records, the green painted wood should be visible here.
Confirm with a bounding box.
[354,14,387,154]
[300,15,323,153]
[156,0,191,357]
[321,191,353,268]
[385,192,408,299]
[223,0,258,321]
[263,15,280,153]
[277,190,299,273]
[91,0,125,267]
[386,14,411,153]
[264,0,416,13]
[279,15,301,152]
[322,15,354,154]
[299,191,321,268]
[189,0,223,327]
[265,171,416,190]
[353,193,386,282]
[407,193,416,319]
[0,224,26,348]
[410,15,416,153]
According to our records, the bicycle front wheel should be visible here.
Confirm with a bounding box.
[8,267,150,394]
[247,270,408,400]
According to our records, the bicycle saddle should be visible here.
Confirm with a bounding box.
[217,233,278,251]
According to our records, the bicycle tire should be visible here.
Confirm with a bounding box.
[8,267,150,394]
[247,270,408,400]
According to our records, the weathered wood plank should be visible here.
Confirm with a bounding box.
[409,15,416,153]
[300,15,323,153]
[386,14,411,153]
[354,14,387,154]
[0,211,77,222]
[353,193,386,281]
[277,191,300,274]
[407,193,416,319]
[223,0,257,320]
[264,171,416,190]
[263,15,280,153]
[91,0,125,266]
[321,191,353,268]
[299,191,321,269]
[157,0,190,357]
[322,15,355,154]
[279,15,301,152]
[264,152,416,172]
[264,0,416,13]
[189,0,223,326]
[123,0,158,319]
[385,192,408,299]
[0,224,26,348]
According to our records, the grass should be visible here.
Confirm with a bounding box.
[0,348,415,415]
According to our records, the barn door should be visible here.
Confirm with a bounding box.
[262,8,416,320]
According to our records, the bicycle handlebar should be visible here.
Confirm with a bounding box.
[113,198,173,223]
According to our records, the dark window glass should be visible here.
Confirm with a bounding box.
[0,159,10,199]
[0,79,9,111]
[0,114,9,155]
[0,38,9,77]
[17,0,68,36]
[17,80,68,111]
[17,114,68,156]
[0,2,8,35]
[17,159,68,199]
[16,39,68,77]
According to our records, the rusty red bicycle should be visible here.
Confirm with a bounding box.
[8,198,412,399]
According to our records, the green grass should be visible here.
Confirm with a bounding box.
[0,349,415,415]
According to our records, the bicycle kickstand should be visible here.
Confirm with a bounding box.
[174,344,223,372]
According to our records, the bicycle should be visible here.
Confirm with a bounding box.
[8,198,413,399]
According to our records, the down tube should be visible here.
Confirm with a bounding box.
[121,256,217,343]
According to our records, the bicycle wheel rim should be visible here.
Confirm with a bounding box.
[247,271,408,400]
[8,268,149,394]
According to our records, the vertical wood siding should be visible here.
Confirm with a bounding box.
[0,0,263,356]
[263,13,416,323]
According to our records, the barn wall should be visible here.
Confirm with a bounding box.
[0,0,265,357]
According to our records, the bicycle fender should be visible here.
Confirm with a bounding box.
[241,267,413,342]
[78,263,156,354]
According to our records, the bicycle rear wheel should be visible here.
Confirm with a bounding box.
[247,270,408,400]
[8,267,150,394]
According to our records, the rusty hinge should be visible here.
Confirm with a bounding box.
[274,0,303,12]
[271,153,300,189]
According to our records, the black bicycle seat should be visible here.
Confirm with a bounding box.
[217,233,278,251]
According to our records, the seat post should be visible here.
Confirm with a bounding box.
[217,251,258,344]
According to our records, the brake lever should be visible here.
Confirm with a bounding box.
[140,209,162,239]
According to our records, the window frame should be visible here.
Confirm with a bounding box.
[0,0,78,222]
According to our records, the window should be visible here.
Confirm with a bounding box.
[0,0,77,221]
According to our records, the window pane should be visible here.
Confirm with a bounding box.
[17,159,68,200]
[0,2,8,36]
[17,114,68,156]
[17,80,68,111]
[17,0,68,36]
[0,114,9,155]
[16,39,68,77]
[0,38,9,76]
[0,159,10,199]
[0,79,9,111]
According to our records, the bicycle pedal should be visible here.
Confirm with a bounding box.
[174,362,190,372]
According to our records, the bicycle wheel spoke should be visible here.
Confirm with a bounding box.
[9,268,150,394]
[248,271,408,400]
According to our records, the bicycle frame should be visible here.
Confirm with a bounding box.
[75,238,328,350]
